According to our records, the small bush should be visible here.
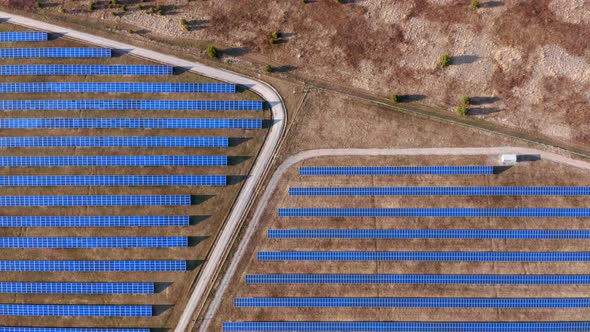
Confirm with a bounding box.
[335,0,342,3]
[180,18,189,31]
[35,0,41,8]
[470,0,480,9]
[121,5,126,11]
[147,7,154,13]
[59,8,66,13]
[157,9,163,15]
[269,37,278,45]
[88,1,95,10]
[389,94,400,103]
[111,10,117,16]
[461,96,471,105]
[456,106,468,116]
[127,29,134,34]
[206,46,218,58]
[264,65,273,73]
[136,4,142,9]
[271,31,280,39]
[439,54,451,68]
[110,0,117,6]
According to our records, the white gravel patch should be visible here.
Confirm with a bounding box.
[549,0,590,25]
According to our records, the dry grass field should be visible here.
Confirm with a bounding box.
[0,23,269,328]
[211,155,590,328]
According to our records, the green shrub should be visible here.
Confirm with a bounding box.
[269,37,278,45]
[127,29,134,34]
[110,0,117,6]
[59,8,66,13]
[35,0,41,8]
[180,18,189,31]
[157,9,163,15]
[439,54,451,68]
[137,4,142,9]
[88,1,95,10]
[147,7,154,13]
[389,94,400,103]
[111,10,117,16]
[271,31,280,39]
[461,96,471,105]
[121,5,126,11]
[264,65,273,73]
[470,0,480,9]
[206,46,218,58]
[456,106,468,116]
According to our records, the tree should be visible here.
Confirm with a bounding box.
[264,65,273,73]
[439,54,451,68]
[88,1,95,11]
[470,0,480,9]
[207,46,218,58]
[461,96,471,105]
[456,106,468,116]
[389,94,400,103]
[180,18,189,31]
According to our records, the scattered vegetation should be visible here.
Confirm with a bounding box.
[456,106,468,116]
[180,18,189,31]
[470,0,480,9]
[389,94,400,103]
[264,65,273,73]
[461,96,471,105]
[206,46,218,58]
[439,54,451,68]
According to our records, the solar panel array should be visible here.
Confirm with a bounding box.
[0,65,172,76]
[0,136,229,148]
[0,82,235,93]
[0,99,262,110]
[0,155,228,167]
[268,229,590,239]
[300,166,494,176]
[0,282,154,294]
[0,260,186,272]
[289,186,590,196]
[0,304,151,316]
[0,118,262,129]
[0,175,226,186]
[0,32,48,42]
[0,216,189,227]
[0,48,111,58]
[0,195,191,206]
[245,274,590,284]
[0,329,150,332]
[278,208,590,217]
[222,322,590,331]
[0,236,187,248]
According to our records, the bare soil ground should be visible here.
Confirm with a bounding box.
[21,0,590,147]
[0,23,268,328]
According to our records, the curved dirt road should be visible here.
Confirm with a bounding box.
[199,146,590,331]
[0,11,286,332]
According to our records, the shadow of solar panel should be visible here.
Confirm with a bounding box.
[0,304,151,316]
[0,82,235,93]
[289,187,590,196]
[0,118,262,129]
[0,65,172,76]
[278,208,590,217]
[0,156,228,167]
[0,175,226,186]
[234,297,590,308]
[0,32,48,42]
[0,100,262,110]
[0,260,186,271]
[245,274,590,284]
[222,322,590,331]
[300,166,494,176]
[0,329,150,332]
[0,136,229,148]
[257,251,590,262]
[0,237,188,248]
[0,216,189,227]
[0,195,191,206]
[0,282,154,294]
[0,48,111,58]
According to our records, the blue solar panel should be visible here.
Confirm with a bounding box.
[0,82,235,93]
[0,155,228,167]
[0,65,172,76]
[245,274,590,284]
[268,229,590,239]
[0,32,48,42]
[0,329,149,332]
[0,260,186,271]
[257,251,590,262]
[0,118,262,129]
[234,297,590,308]
[278,208,590,217]
[0,236,187,248]
[0,100,262,110]
[0,282,154,294]
[289,187,590,196]
[0,216,189,227]
[222,322,590,331]
[0,195,190,206]
[0,136,229,148]
[0,175,226,186]
[0,48,111,58]
[0,304,150,316]
[300,166,494,176]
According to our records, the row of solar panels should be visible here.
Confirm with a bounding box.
[0,82,235,93]
[0,48,111,58]
[0,282,153,294]
[0,155,228,166]
[0,136,229,147]
[0,32,48,42]
[0,260,185,271]
[278,208,590,217]
[300,166,494,175]
[0,236,187,248]
[0,65,173,75]
[0,100,262,110]
[0,215,189,227]
[0,195,190,206]
[0,118,262,129]
[0,304,150,316]
[0,329,148,332]
[0,175,226,186]
[289,186,590,196]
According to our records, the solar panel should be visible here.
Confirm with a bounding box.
[300,166,494,176]
[234,297,590,308]
[268,229,590,239]
[0,216,189,227]
[0,329,150,332]
[0,100,262,110]
[0,195,191,206]
[0,118,262,129]
[0,48,111,58]
[222,322,590,331]
[0,237,187,248]
[245,274,590,284]
[0,260,186,271]
[0,304,151,316]
[0,32,48,42]
[0,175,226,186]
[0,65,172,76]
[0,82,235,93]
[257,251,590,262]
[289,187,590,196]
[0,155,228,167]
[0,282,154,294]
[278,208,590,217]
[0,136,229,148]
